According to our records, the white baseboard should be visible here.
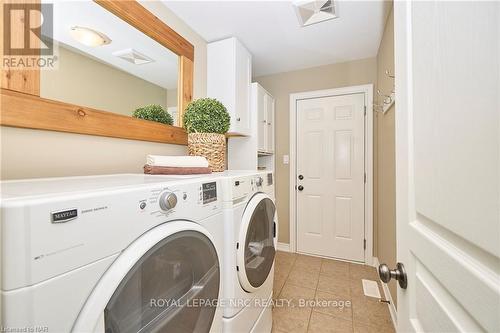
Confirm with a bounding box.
[276,242,291,252]
[372,257,397,330]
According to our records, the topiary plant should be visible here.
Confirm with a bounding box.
[132,104,173,126]
[183,98,230,134]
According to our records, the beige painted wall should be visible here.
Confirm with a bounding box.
[167,89,178,108]
[1,2,207,180]
[375,7,397,305]
[41,46,170,116]
[255,58,378,245]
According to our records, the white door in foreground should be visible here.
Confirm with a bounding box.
[394,1,499,332]
[296,93,365,262]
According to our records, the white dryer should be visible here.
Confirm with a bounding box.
[218,171,277,333]
[0,174,225,332]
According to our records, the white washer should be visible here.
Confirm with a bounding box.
[218,171,277,333]
[0,174,225,332]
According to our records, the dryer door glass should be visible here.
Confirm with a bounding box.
[244,197,276,288]
[104,230,219,333]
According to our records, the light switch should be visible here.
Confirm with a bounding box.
[283,155,289,164]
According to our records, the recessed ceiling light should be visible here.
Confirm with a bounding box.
[112,48,154,65]
[70,26,111,47]
[294,0,338,27]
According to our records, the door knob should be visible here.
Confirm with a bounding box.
[298,175,304,180]
[297,185,304,191]
[378,262,407,289]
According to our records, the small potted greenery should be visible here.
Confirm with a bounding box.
[132,104,173,126]
[183,98,230,172]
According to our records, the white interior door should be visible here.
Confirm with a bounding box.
[395,1,500,332]
[296,93,365,262]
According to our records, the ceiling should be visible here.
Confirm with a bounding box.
[48,0,178,89]
[163,0,391,77]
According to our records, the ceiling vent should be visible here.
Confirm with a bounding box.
[294,0,338,27]
[112,48,154,65]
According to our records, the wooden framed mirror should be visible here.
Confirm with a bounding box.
[1,0,193,145]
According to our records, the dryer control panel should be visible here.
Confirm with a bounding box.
[202,182,217,204]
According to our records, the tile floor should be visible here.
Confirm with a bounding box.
[272,251,395,333]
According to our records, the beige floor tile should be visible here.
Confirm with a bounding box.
[280,283,316,306]
[276,251,297,265]
[271,327,289,333]
[274,274,287,298]
[296,254,322,263]
[294,260,322,273]
[287,266,320,289]
[314,290,353,322]
[317,274,351,298]
[351,297,393,329]
[294,255,322,272]
[353,320,395,333]
[321,259,350,280]
[353,322,395,333]
[275,260,294,276]
[272,305,312,333]
[349,263,379,281]
[307,312,353,333]
[349,279,363,298]
[273,286,283,300]
[296,254,322,265]
[273,253,392,333]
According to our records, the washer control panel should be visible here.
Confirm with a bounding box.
[146,180,221,218]
[159,191,178,211]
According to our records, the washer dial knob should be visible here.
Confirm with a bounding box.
[256,177,264,187]
[159,192,178,211]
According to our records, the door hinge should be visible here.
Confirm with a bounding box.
[363,239,366,250]
[364,173,366,183]
[364,106,367,116]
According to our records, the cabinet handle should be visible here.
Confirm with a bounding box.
[262,120,267,123]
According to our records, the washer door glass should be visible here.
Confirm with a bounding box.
[104,230,219,333]
[244,197,276,288]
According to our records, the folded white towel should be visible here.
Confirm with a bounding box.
[146,155,209,168]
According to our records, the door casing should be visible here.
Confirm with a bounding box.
[289,84,374,264]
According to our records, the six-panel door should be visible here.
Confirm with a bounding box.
[296,93,366,262]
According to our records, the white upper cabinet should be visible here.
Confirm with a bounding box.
[256,85,267,152]
[265,93,274,153]
[207,37,252,136]
[253,83,275,154]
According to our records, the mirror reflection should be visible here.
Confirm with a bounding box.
[41,1,180,126]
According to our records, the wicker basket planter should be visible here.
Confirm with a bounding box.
[188,133,226,172]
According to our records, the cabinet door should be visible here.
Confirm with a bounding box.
[258,89,267,152]
[234,43,251,135]
[266,96,275,153]
[207,39,236,131]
